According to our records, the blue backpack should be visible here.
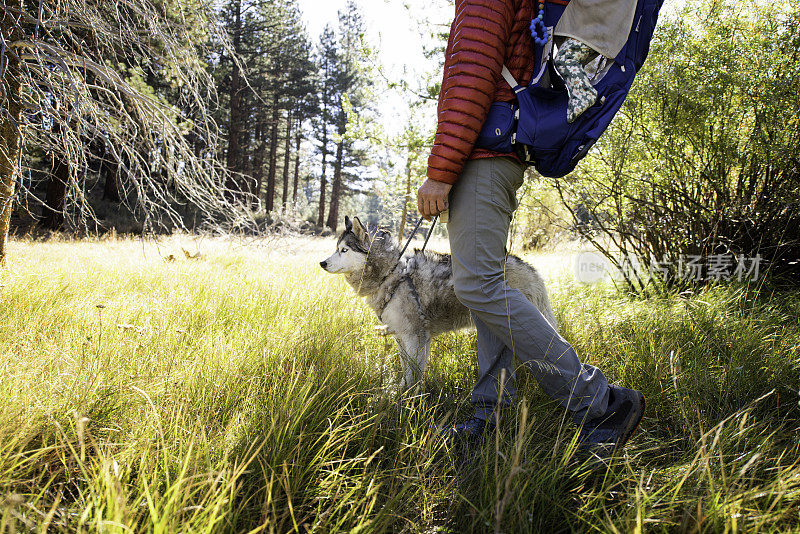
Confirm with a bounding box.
[475,0,664,178]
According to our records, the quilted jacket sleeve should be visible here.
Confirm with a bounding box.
[426,0,514,185]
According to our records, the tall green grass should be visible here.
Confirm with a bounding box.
[1,235,798,532]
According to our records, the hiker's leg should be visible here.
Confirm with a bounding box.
[447,157,610,423]
[471,312,517,420]
[554,38,599,123]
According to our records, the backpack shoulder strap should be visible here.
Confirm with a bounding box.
[501,65,524,93]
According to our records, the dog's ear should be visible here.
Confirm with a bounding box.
[344,216,352,233]
[352,216,368,241]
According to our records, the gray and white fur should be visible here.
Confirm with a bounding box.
[320,215,558,389]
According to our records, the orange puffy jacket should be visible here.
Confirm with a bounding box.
[427,0,536,185]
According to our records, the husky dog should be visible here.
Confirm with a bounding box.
[320,216,558,389]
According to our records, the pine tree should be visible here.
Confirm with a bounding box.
[216,0,277,202]
[314,25,338,226]
[0,0,23,259]
[214,0,313,214]
[225,0,244,180]
[325,2,374,231]
[288,49,315,208]
[2,0,240,253]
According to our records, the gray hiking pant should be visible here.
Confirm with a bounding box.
[447,157,610,423]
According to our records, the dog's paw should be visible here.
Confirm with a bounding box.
[373,324,389,336]
[384,378,407,394]
[365,380,404,412]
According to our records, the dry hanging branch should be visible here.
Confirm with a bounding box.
[0,0,255,257]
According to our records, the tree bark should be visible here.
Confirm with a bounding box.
[317,122,329,227]
[326,139,344,231]
[40,151,70,230]
[265,92,280,212]
[252,119,266,209]
[225,0,243,185]
[292,120,301,205]
[281,110,292,209]
[0,0,23,261]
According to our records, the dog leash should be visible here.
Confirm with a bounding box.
[398,215,438,259]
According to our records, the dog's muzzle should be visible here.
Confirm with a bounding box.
[320,261,328,269]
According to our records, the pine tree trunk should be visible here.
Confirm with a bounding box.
[0,0,23,261]
[225,0,243,184]
[292,121,301,205]
[326,139,344,231]
[252,120,266,209]
[240,134,252,189]
[317,126,329,227]
[40,153,70,230]
[265,93,280,212]
[281,110,292,209]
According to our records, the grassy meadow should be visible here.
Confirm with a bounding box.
[1,234,799,532]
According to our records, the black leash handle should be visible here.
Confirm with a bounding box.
[398,215,438,259]
[421,215,438,252]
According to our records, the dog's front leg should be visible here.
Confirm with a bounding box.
[396,332,431,390]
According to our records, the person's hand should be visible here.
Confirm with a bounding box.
[417,178,452,221]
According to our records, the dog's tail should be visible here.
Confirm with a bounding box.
[507,256,560,331]
[535,289,559,332]
[520,261,559,331]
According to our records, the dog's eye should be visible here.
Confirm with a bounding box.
[340,248,348,253]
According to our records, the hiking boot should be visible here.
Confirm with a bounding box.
[576,384,646,456]
[435,416,496,442]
